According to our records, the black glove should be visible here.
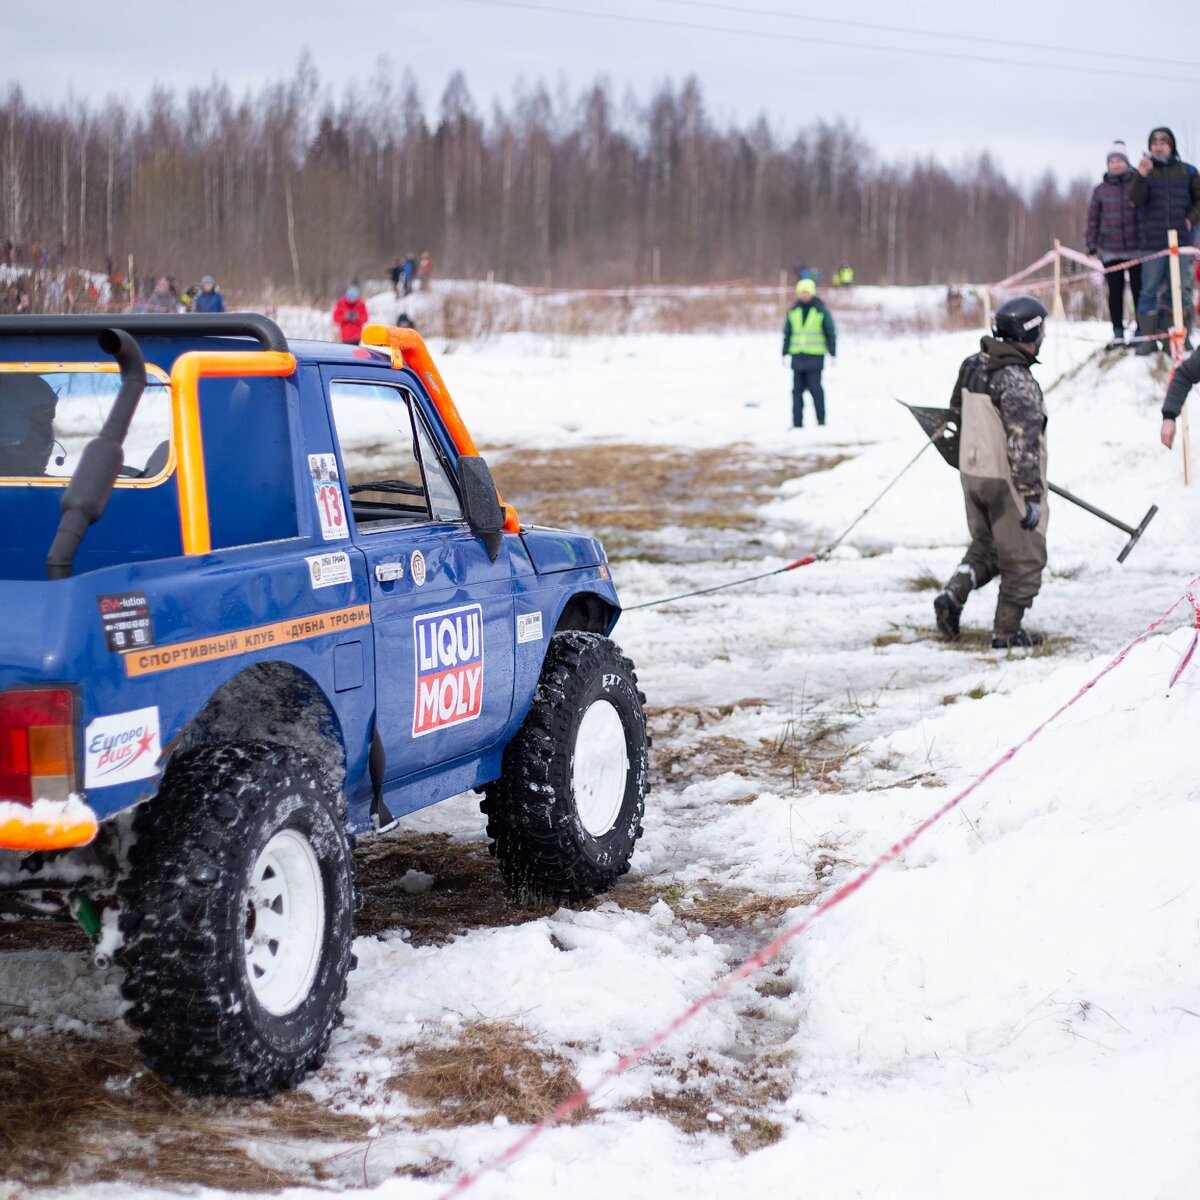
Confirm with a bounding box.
[1020,499,1041,531]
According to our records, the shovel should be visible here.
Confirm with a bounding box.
[900,401,1158,563]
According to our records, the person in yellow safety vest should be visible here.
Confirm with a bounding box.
[781,278,837,427]
[836,263,855,287]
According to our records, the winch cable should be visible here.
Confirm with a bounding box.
[623,436,935,612]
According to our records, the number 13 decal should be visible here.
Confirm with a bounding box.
[317,484,344,531]
[309,454,350,541]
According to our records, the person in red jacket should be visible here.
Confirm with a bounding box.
[332,285,368,344]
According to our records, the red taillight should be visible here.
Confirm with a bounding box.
[0,689,75,804]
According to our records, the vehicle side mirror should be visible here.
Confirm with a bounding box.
[458,454,505,561]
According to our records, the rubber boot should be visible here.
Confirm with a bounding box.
[1135,313,1157,357]
[991,598,1043,650]
[933,564,974,640]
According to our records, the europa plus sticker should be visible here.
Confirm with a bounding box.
[308,454,349,541]
[412,604,484,737]
[84,706,162,788]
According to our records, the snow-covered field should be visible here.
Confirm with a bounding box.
[5,293,1200,1199]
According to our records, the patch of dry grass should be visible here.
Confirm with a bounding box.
[624,1049,793,1155]
[395,1021,590,1129]
[649,698,858,793]
[673,885,815,929]
[355,831,554,945]
[906,567,943,592]
[938,628,1071,657]
[612,876,819,932]
[0,895,87,951]
[648,699,769,785]
[485,443,849,560]
[765,712,858,792]
[0,1031,370,1191]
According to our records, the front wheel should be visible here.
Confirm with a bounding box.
[483,631,649,901]
[118,741,354,1097]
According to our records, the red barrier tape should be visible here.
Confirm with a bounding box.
[435,574,1200,1200]
[1169,588,1200,689]
[992,244,1200,295]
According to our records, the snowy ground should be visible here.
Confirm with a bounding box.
[5,294,1200,1199]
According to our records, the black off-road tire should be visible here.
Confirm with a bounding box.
[117,741,354,1097]
[482,631,648,902]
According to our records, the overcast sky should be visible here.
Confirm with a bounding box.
[8,1,1200,190]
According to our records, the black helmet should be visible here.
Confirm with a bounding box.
[993,295,1048,344]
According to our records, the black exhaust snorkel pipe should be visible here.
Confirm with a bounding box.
[46,329,147,580]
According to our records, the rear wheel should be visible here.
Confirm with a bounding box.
[118,741,354,1097]
[482,631,649,901]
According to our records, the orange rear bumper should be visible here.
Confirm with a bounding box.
[0,800,99,852]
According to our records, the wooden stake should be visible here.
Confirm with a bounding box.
[1168,229,1191,485]
[1052,239,1066,320]
[1052,239,1067,374]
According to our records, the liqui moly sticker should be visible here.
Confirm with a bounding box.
[308,454,349,541]
[412,604,484,737]
[516,611,543,643]
[84,706,162,788]
[306,551,352,589]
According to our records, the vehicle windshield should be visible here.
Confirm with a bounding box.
[0,364,172,483]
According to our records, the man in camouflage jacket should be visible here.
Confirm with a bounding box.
[934,296,1049,649]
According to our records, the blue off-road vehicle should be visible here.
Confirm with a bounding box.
[0,314,648,1096]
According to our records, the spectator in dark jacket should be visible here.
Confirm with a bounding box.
[193,275,226,313]
[1086,140,1141,347]
[1159,341,1200,448]
[1130,126,1200,354]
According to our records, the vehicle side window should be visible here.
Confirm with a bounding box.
[328,380,462,530]
[413,410,463,522]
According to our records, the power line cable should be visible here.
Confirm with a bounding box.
[445,0,1200,83]
[661,0,1200,71]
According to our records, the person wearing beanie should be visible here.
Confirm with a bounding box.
[1086,141,1141,347]
[193,274,226,313]
[332,284,368,344]
[781,277,837,427]
[1129,126,1200,354]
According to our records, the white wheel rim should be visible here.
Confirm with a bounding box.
[572,699,629,836]
[244,828,325,1016]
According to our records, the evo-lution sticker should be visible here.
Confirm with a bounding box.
[97,592,154,652]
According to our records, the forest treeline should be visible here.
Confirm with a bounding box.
[0,59,1090,296]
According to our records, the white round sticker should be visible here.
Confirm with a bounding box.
[411,550,427,586]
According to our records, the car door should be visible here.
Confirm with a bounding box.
[323,372,515,781]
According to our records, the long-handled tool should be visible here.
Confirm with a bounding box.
[1045,482,1157,564]
[899,401,1158,563]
